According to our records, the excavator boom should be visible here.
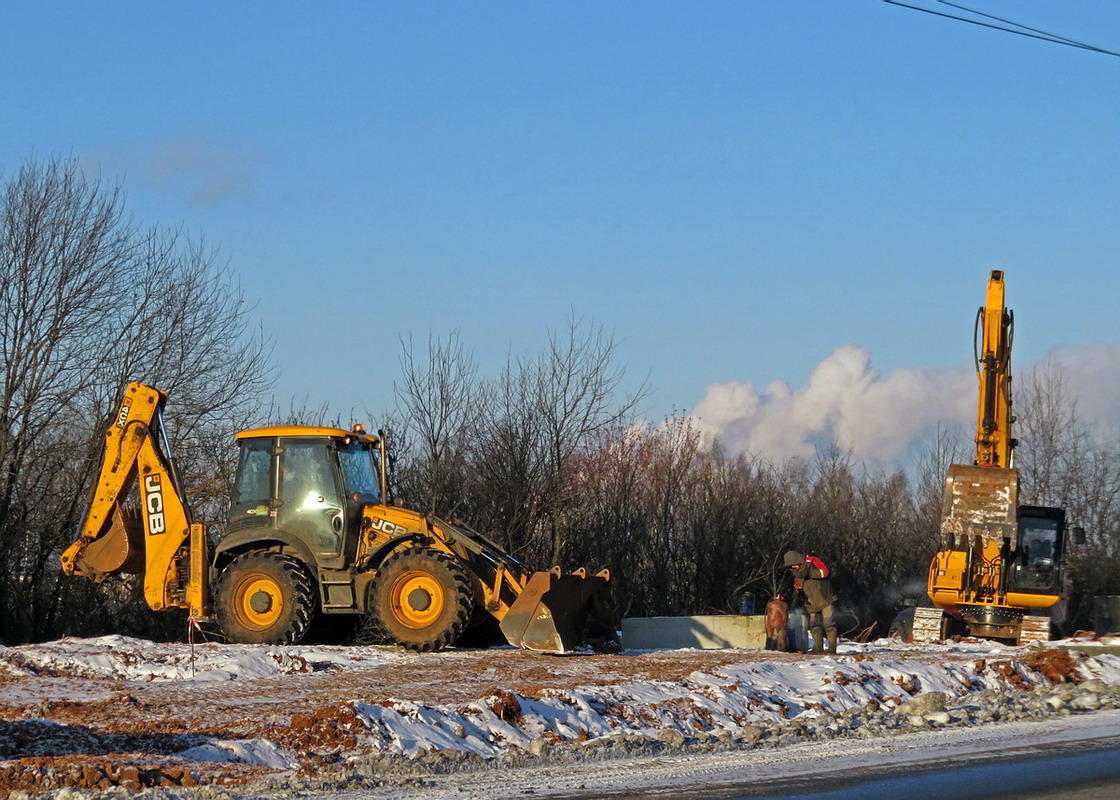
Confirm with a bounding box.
[974,270,1014,468]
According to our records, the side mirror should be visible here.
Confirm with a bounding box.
[1071,526,1086,546]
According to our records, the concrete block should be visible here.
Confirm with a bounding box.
[621,614,767,650]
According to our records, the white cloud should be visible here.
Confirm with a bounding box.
[693,341,1120,467]
[84,128,263,205]
[1031,342,1120,438]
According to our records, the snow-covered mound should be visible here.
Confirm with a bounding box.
[2,634,1119,797]
[0,634,409,682]
[353,639,1120,758]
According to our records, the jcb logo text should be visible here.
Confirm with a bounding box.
[369,517,408,536]
[144,474,166,535]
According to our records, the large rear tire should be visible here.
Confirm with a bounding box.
[216,551,315,645]
[365,547,473,652]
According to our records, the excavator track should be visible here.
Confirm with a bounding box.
[1017,615,1051,645]
[911,607,945,644]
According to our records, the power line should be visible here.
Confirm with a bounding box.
[883,0,1120,58]
[936,1,1088,49]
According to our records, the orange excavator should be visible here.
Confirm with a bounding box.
[62,383,614,652]
[913,270,1082,644]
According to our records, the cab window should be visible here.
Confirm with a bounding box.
[338,442,380,501]
[278,438,345,558]
[1010,518,1060,592]
[281,439,340,510]
[232,439,272,517]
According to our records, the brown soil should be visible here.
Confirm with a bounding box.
[1023,648,1083,684]
[0,644,1039,798]
[0,646,809,797]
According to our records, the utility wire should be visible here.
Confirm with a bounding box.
[883,0,1120,58]
[936,1,1088,49]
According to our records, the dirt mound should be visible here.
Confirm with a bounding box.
[0,750,275,797]
[1023,649,1082,684]
[274,704,361,758]
[0,718,202,759]
[0,637,1114,797]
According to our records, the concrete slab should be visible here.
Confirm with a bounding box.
[621,614,767,650]
[1058,643,1120,656]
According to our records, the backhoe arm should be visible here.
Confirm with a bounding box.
[61,382,208,617]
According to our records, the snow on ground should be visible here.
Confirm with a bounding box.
[0,634,409,683]
[351,638,1120,759]
[176,739,296,771]
[334,709,1120,800]
[1,635,1119,797]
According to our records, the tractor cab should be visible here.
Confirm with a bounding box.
[224,426,383,571]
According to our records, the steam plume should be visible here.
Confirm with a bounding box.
[691,342,1120,465]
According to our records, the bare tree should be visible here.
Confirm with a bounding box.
[466,357,548,554]
[914,420,971,517]
[530,317,648,564]
[394,331,483,517]
[0,156,275,642]
[1015,361,1082,507]
[1015,363,1120,615]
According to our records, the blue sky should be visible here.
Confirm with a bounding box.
[3,2,1118,458]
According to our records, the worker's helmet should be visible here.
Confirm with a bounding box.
[783,550,805,568]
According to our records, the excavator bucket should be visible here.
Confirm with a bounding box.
[66,504,145,580]
[940,464,1019,548]
[499,567,615,653]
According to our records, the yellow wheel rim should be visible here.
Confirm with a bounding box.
[234,573,284,631]
[389,570,444,628]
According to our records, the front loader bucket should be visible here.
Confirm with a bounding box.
[499,567,614,653]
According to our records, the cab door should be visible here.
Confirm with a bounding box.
[228,437,275,534]
[277,437,346,561]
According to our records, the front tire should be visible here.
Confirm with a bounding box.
[365,547,473,652]
[215,551,315,644]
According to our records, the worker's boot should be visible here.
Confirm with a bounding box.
[826,629,838,655]
[810,627,825,655]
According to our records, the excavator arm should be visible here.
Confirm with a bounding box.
[60,383,208,617]
[973,269,1015,468]
[938,271,1021,569]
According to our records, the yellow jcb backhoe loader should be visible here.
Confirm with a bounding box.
[914,270,1083,645]
[61,383,614,653]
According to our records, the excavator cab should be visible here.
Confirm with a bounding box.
[1008,506,1067,595]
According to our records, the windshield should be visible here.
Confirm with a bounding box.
[1019,518,1059,568]
[338,443,380,500]
[1010,516,1060,592]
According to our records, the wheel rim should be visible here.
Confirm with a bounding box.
[233,573,284,631]
[389,570,444,628]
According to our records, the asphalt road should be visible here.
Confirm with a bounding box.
[736,740,1120,799]
[534,712,1120,800]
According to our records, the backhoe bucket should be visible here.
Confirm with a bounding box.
[499,567,614,653]
[66,504,145,580]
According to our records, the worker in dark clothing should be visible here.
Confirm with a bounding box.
[782,550,838,654]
